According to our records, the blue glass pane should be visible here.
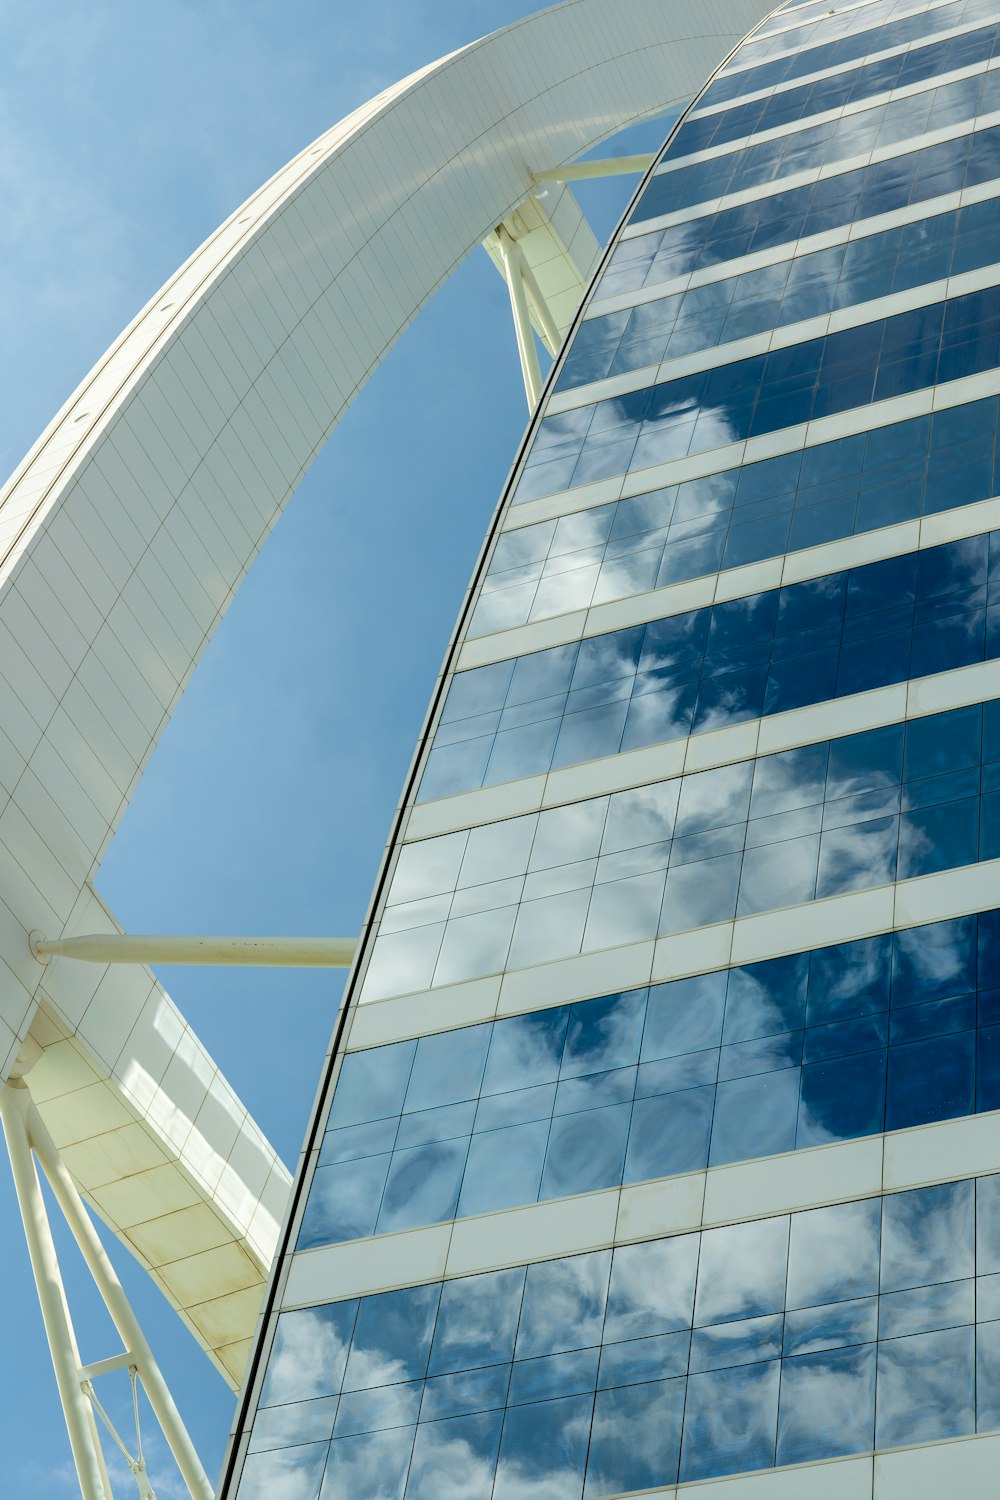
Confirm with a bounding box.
[880,1181,975,1293]
[429,1268,525,1375]
[680,1360,780,1481]
[404,1411,502,1500]
[584,1379,685,1495]
[329,1043,415,1128]
[333,1383,422,1437]
[786,1199,881,1309]
[494,1394,593,1500]
[344,1284,441,1391]
[239,1444,329,1500]
[776,1345,876,1465]
[875,1326,975,1448]
[262,1302,359,1405]
[516,1252,611,1359]
[605,1236,699,1340]
[321,1427,415,1500]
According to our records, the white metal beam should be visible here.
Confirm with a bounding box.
[1,1083,113,1500]
[497,224,544,407]
[532,152,655,181]
[9,1081,214,1500]
[31,933,357,968]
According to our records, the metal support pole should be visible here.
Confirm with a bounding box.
[31,932,356,967]
[497,225,543,408]
[532,153,655,182]
[0,1083,112,1500]
[517,254,562,359]
[25,1097,213,1500]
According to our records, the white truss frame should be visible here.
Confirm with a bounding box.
[0,1079,212,1500]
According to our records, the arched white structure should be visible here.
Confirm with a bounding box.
[0,0,776,1472]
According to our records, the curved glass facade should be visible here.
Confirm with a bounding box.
[226,3,1000,1495]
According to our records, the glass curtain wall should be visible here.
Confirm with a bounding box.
[224,1,1000,1495]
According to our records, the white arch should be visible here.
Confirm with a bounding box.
[0,0,774,1389]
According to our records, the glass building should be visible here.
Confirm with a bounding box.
[222,1,1000,1494]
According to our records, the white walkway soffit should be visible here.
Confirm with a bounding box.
[0,0,775,1389]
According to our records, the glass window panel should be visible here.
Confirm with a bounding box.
[597,1331,690,1387]
[404,1411,503,1500]
[808,934,890,1025]
[694,1217,789,1326]
[395,1100,476,1151]
[776,1345,876,1467]
[517,1251,611,1360]
[508,1348,599,1406]
[881,1180,975,1294]
[710,1067,799,1166]
[561,989,646,1077]
[676,761,753,835]
[978,1174,1000,1275]
[786,1199,881,1311]
[661,849,742,934]
[459,820,536,889]
[642,972,726,1058]
[875,1326,975,1448]
[298,1156,389,1249]
[625,1085,714,1181]
[429,1268,525,1376]
[539,1102,630,1199]
[783,1297,878,1358]
[886,1031,975,1131]
[390,835,468,905]
[261,1302,357,1406]
[878,1278,975,1340]
[893,916,977,1005]
[680,1360,780,1482]
[249,1397,338,1454]
[689,1312,783,1372]
[602,781,679,852]
[724,954,808,1043]
[321,1427,415,1500]
[433,906,518,987]
[343,1284,441,1391]
[584,1379,685,1497]
[506,887,591,971]
[457,1119,549,1217]
[606,1236,699,1342]
[333,1383,423,1438]
[796,1049,886,1148]
[977,1317,1000,1431]
[483,1008,569,1094]
[494,1394,593,1500]
[320,1118,398,1167]
[329,1043,416,1130]
[529,800,608,869]
[238,1444,330,1500]
[375,1138,469,1235]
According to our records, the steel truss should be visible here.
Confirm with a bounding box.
[0,1078,213,1500]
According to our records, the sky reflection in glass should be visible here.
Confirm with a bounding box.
[239,1176,1000,1500]
[636,65,1000,221]
[516,281,1000,503]
[598,121,1000,301]
[301,909,1000,1247]
[561,192,1000,391]
[426,529,1000,801]
[667,19,1000,158]
[364,699,1000,1001]
[696,0,997,111]
[481,396,1000,634]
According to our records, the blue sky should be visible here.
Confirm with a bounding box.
[0,2,673,1491]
